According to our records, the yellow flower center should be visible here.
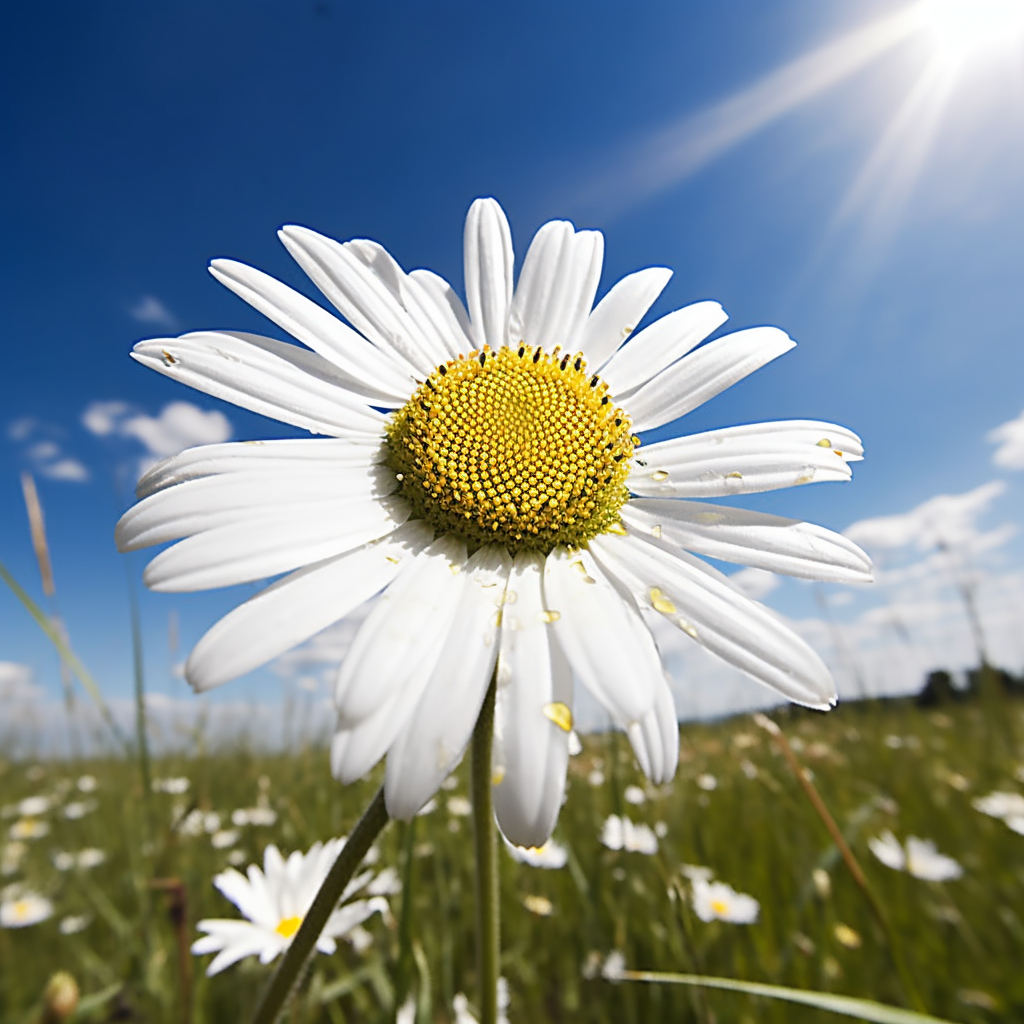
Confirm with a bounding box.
[385,345,636,552]
[710,899,729,916]
[275,915,302,939]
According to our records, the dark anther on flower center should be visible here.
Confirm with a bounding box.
[384,345,636,553]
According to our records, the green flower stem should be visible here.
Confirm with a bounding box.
[251,787,390,1024]
[472,672,500,1024]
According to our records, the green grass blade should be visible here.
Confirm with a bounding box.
[0,557,130,751]
[618,971,961,1024]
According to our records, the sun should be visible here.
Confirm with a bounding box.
[912,0,1024,67]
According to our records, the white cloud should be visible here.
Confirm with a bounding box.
[988,407,1024,470]
[729,567,780,600]
[8,419,89,483]
[844,480,1007,552]
[82,400,232,478]
[81,400,134,437]
[120,402,232,458]
[128,295,177,331]
[0,662,41,702]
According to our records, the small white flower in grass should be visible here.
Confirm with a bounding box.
[9,818,48,841]
[17,796,51,818]
[446,796,472,817]
[52,849,106,871]
[697,773,718,791]
[1,842,27,876]
[153,776,191,795]
[600,814,658,854]
[868,830,963,881]
[192,839,391,976]
[973,790,1024,821]
[522,893,554,916]
[231,807,277,827]
[691,878,759,924]
[76,775,98,793]
[623,784,646,805]
[63,800,97,821]
[59,913,91,935]
[601,950,627,982]
[504,836,568,869]
[211,829,240,850]
[588,769,605,787]
[1,891,54,928]
[119,198,869,847]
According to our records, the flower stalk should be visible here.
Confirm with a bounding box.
[472,671,500,1024]
[250,787,389,1024]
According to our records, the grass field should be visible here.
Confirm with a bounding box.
[2,680,1023,1023]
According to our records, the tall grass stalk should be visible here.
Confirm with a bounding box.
[753,713,925,1013]
[20,471,81,758]
[0,557,129,751]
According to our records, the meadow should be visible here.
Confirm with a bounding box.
[2,677,1023,1024]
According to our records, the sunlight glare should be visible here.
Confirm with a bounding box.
[914,0,1024,66]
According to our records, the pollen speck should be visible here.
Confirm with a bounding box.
[543,701,573,732]
[649,587,676,615]
[651,470,670,482]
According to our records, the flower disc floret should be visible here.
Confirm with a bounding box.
[385,344,636,552]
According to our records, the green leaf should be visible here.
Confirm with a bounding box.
[616,971,961,1024]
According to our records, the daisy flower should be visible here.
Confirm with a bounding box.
[691,877,760,924]
[503,836,568,869]
[600,814,659,855]
[191,839,392,976]
[117,198,870,846]
[0,890,54,928]
[868,830,963,881]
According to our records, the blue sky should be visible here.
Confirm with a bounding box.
[3,0,1024,748]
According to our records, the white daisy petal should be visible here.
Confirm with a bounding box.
[624,501,873,583]
[334,536,468,728]
[208,258,413,403]
[186,522,432,692]
[578,267,673,372]
[278,226,442,377]
[407,269,475,358]
[324,897,388,940]
[117,463,395,552]
[384,546,512,820]
[626,327,796,432]
[542,547,660,726]
[142,495,409,592]
[630,421,860,497]
[625,672,679,786]
[135,438,383,500]
[591,530,836,710]
[212,870,277,930]
[132,332,384,436]
[509,222,604,352]
[601,300,728,395]
[493,553,573,847]
[464,198,514,350]
[193,921,275,976]
[340,239,455,367]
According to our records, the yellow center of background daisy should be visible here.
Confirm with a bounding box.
[385,345,635,552]
[275,915,302,939]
